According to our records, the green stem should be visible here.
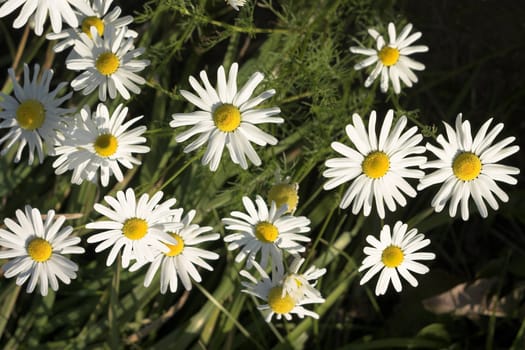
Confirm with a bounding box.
[207,18,290,35]
[1,24,30,94]
[511,317,525,350]
[193,283,264,350]
[109,255,121,349]
[407,207,435,228]
[0,284,20,339]
[391,94,427,131]
[156,152,202,192]
[173,5,291,35]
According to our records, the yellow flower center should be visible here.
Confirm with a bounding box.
[164,233,185,257]
[378,46,400,66]
[96,52,120,76]
[254,221,279,243]
[452,152,482,181]
[16,99,45,130]
[381,245,404,268]
[268,286,295,314]
[27,237,53,262]
[122,218,148,240]
[268,183,299,213]
[213,104,241,132]
[94,134,118,157]
[362,151,390,179]
[81,16,104,38]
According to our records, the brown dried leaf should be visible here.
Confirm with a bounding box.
[422,278,525,319]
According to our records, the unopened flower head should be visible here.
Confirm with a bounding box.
[223,195,311,270]
[0,0,92,36]
[86,188,180,268]
[359,221,435,296]
[53,103,150,187]
[267,175,299,213]
[0,206,85,296]
[240,260,324,323]
[418,114,520,220]
[170,63,283,171]
[47,0,137,53]
[66,25,150,101]
[323,110,427,218]
[0,64,72,164]
[350,22,428,94]
[129,208,220,294]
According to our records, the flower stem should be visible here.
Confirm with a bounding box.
[1,24,30,94]
[109,255,121,349]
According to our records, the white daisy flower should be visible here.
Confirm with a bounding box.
[0,206,85,296]
[52,103,150,187]
[129,208,220,294]
[170,62,283,171]
[46,0,137,53]
[240,260,324,323]
[350,22,428,94]
[226,0,247,11]
[85,188,181,268]
[418,114,520,221]
[0,63,73,164]
[0,0,91,36]
[323,109,427,218]
[281,257,326,301]
[66,24,150,101]
[222,195,311,270]
[359,221,435,296]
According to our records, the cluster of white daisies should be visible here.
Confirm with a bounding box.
[0,0,149,189]
[323,22,519,297]
[0,189,221,297]
[0,0,521,325]
[223,188,326,322]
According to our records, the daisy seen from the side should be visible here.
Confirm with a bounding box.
[0,0,91,36]
[350,22,428,94]
[223,195,311,270]
[240,260,324,322]
[0,64,73,164]
[281,257,326,301]
[53,103,150,187]
[129,208,220,294]
[323,109,427,218]
[359,221,435,296]
[0,206,85,296]
[46,0,137,53]
[226,0,247,11]
[170,62,283,171]
[86,188,180,268]
[66,25,150,101]
[418,114,520,220]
